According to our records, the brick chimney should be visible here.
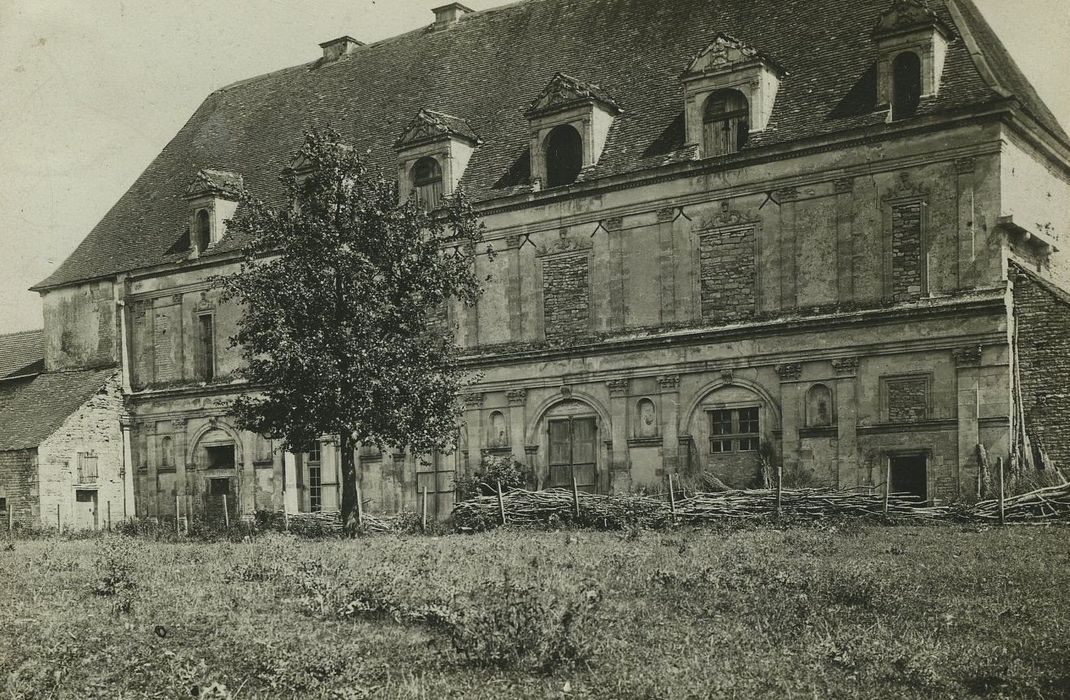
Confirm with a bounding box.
[319,36,364,62]
[432,3,473,30]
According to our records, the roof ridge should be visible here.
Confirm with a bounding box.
[1011,262,1070,307]
[0,328,42,340]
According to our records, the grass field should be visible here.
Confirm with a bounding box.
[1,523,1068,699]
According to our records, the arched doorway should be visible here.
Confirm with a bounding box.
[685,382,778,488]
[189,424,242,525]
[527,396,610,493]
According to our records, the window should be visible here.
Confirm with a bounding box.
[198,314,215,381]
[77,452,99,482]
[308,442,322,513]
[709,407,760,453]
[194,209,211,252]
[411,157,444,210]
[703,89,749,156]
[544,124,583,187]
[0,497,7,513]
[205,444,235,469]
[891,52,922,120]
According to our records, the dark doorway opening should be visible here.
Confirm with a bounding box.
[206,477,236,525]
[889,453,927,501]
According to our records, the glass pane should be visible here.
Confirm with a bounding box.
[738,407,760,434]
[711,410,732,436]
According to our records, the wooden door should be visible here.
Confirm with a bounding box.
[548,417,598,492]
[74,490,98,529]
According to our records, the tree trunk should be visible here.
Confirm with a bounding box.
[339,432,360,533]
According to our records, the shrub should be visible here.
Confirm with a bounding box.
[454,455,527,501]
[93,537,137,597]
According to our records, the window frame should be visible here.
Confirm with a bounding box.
[307,441,322,513]
[707,405,761,454]
[194,208,211,252]
[411,156,444,211]
[891,51,923,121]
[702,89,750,157]
[543,123,584,188]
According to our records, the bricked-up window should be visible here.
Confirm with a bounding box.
[542,253,590,343]
[194,209,211,252]
[891,52,922,121]
[307,442,322,513]
[703,89,749,156]
[699,227,756,322]
[883,375,930,423]
[197,314,215,381]
[709,407,760,453]
[77,452,99,481]
[411,157,443,211]
[890,202,924,301]
[545,124,583,187]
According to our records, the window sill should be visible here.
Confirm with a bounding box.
[627,437,663,447]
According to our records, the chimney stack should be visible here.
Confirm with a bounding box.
[432,3,474,30]
[319,36,364,62]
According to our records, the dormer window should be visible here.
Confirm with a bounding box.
[395,109,481,207]
[525,73,621,190]
[194,209,211,252]
[412,156,444,210]
[545,124,583,187]
[680,34,784,160]
[891,51,922,120]
[872,0,953,122]
[183,169,243,254]
[703,89,749,156]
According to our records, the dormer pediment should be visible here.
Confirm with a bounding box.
[183,169,243,201]
[872,0,953,40]
[394,108,481,151]
[681,33,784,80]
[524,72,621,120]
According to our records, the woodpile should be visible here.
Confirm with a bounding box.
[452,483,1070,531]
[279,510,394,534]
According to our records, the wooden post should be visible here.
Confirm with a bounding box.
[7,505,12,532]
[572,475,581,519]
[283,507,289,532]
[106,501,112,531]
[421,486,428,531]
[884,461,891,516]
[496,480,507,526]
[668,473,677,523]
[355,478,364,530]
[997,456,1006,526]
[175,495,181,533]
[775,462,783,518]
[222,494,230,528]
[56,503,61,531]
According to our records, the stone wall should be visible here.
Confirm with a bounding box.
[0,449,36,527]
[1012,265,1070,471]
[890,202,923,302]
[699,227,755,321]
[41,281,117,372]
[37,373,126,529]
[542,253,590,343]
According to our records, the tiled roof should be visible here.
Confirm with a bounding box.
[0,368,117,452]
[0,329,44,379]
[35,0,1066,291]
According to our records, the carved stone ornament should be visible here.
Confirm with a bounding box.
[872,0,951,38]
[505,234,522,249]
[537,229,594,257]
[885,171,929,201]
[172,418,187,431]
[525,72,621,118]
[831,357,859,374]
[394,108,481,150]
[720,369,734,385]
[507,389,528,405]
[657,374,681,391]
[703,201,758,229]
[834,178,854,194]
[559,386,573,398]
[656,207,677,222]
[194,291,214,313]
[462,392,484,408]
[607,378,629,396]
[775,187,799,202]
[775,363,803,381]
[955,157,976,175]
[682,33,782,77]
[171,294,184,305]
[952,345,983,367]
[604,217,624,232]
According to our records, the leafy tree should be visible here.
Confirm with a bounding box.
[218,128,484,530]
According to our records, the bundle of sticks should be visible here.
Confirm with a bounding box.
[972,482,1070,521]
[279,510,393,534]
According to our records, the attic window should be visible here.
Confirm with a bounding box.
[194,209,211,252]
[412,157,444,210]
[703,89,749,156]
[545,125,583,187]
[891,51,922,120]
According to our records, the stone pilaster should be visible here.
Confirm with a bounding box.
[657,374,681,474]
[954,345,983,501]
[283,451,299,513]
[778,187,798,309]
[607,379,630,483]
[506,235,523,341]
[832,358,859,489]
[608,221,625,329]
[240,431,257,516]
[173,418,188,510]
[955,157,977,288]
[464,393,485,470]
[834,178,855,302]
[775,363,801,476]
[507,389,527,462]
[657,208,677,324]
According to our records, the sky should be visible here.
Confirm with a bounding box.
[0,0,1068,333]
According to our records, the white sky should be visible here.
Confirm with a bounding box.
[0,0,1067,333]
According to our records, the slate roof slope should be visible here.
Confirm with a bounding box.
[0,330,44,379]
[0,368,117,452]
[35,0,1066,291]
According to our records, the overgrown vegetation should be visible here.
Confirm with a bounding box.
[454,455,528,501]
[1,526,1068,698]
